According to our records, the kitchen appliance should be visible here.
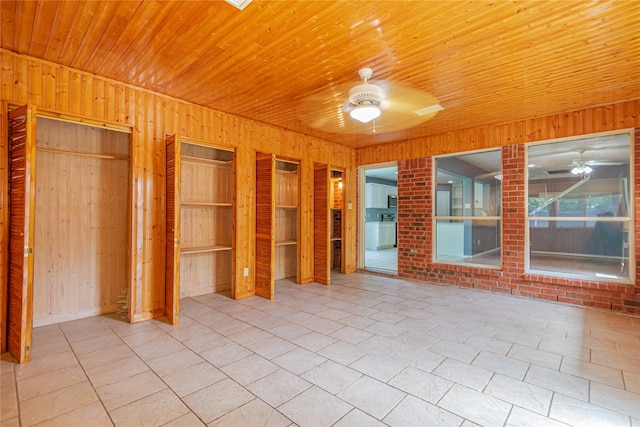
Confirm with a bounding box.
[388,194,398,208]
[381,213,395,221]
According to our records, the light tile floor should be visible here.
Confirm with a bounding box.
[2,272,640,426]
[365,248,398,273]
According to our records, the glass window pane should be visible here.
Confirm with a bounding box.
[434,149,502,268]
[527,132,632,281]
[529,220,629,280]
[435,219,501,267]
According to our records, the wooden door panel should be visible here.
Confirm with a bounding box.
[313,165,330,285]
[165,135,181,324]
[255,153,275,299]
[7,104,36,363]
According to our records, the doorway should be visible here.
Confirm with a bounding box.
[359,163,398,274]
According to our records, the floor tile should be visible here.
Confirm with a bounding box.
[20,381,99,426]
[109,388,189,427]
[389,366,454,404]
[438,384,512,427]
[590,381,640,418]
[525,365,589,401]
[318,340,368,365]
[348,353,406,382]
[221,354,279,385]
[246,335,297,360]
[278,386,353,427]
[430,339,481,364]
[246,369,311,407]
[624,371,640,394]
[160,412,206,426]
[301,360,362,394]
[146,348,204,377]
[508,344,562,370]
[75,343,137,371]
[14,350,78,381]
[560,356,624,389]
[272,347,326,375]
[4,273,639,427]
[485,373,553,415]
[17,364,87,401]
[96,370,166,411]
[549,393,631,426]
[432,358,493,391]
[389,345,445,373]
[332,409,386,427]
[383,395,463,427]
[472,350,529,380]
[337,376,406,420]
[30,401,112,427]
[211,398,291,427]
[199,341,254,368]
[505,405,570,427]
[183,378,254,424]
[291,331,336,352]
[164,361,227,397]
[85,354,149,389]
[228,328,274,347]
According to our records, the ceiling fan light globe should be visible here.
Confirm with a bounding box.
[350,105,381,123]
[571,165,593,175]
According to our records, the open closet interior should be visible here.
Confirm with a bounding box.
[255,154,299,299]
[33,117,131,327]
[330,169,344,273]
[313,165,344,285]
[275,160,299,280]
[177,140,234,298]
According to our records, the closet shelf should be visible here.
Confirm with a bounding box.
[181,245,232,254]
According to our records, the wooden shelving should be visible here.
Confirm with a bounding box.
[313,166,344,284]
[275,161,299,280]
[254,155,300,299]
[181,245,232,254]
[167,139,235,305]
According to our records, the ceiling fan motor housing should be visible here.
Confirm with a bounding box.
[349,83,383,106]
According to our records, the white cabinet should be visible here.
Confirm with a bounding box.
[365,222,397,250]
[365,183,397,208]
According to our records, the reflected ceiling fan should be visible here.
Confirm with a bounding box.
[561,150,624,175]
[299,67,443,135]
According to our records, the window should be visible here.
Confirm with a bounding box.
[527,132,633,281]
[434,150,502,267]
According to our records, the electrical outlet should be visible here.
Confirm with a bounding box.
[243,267,249,277]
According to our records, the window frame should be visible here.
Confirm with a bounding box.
[524,129,635,284]
[432,148,503,269]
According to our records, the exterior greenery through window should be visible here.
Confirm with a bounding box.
[526,132,633,281]
[434,150,502,267]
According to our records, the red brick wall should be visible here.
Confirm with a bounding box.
[397,131,640,314]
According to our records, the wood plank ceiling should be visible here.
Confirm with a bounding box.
[1,1,639,149]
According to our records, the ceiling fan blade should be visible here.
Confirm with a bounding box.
[298,75,442,135]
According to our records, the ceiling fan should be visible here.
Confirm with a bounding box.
[299,67,443,135]
[545,149,625,176]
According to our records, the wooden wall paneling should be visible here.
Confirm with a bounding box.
[0,100,7,353]
[342,166,357,274]
[7,104,36,363]
[356,100,640,166]
[298,158,313,284]
[1,51,357,322]
[165,134,180,324]
[313,164,330,285]
[233,140,255,299]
